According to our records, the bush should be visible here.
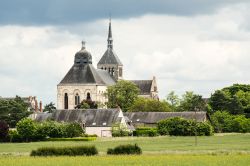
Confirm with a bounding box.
[107,144,142,155]
[133,127,158,137]
[30,146,98,156]
[0,120,9,142]
[41,121,65,138]
[46,137,96,141]
[157,117,214,136]
[211,111,250,133]
[63,122,83,138]
[16,118,36,142]
[8,130,23,142]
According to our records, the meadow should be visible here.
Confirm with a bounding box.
[0,133,250,165]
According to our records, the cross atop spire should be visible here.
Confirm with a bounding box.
[107,18,113,49]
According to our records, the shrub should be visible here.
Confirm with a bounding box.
[107,144,142,155]
[63,122,83,138]
[30,146,98,156]
[8,130,23,142]
[211,111,250,133]
[133,127,158,137]
[157,117,214,136]
[42,121,65,138]
[16,118,36,142]
[0,120,9,142]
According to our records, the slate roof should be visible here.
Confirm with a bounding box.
[97,48,122,65]
[96,69,116,86]
[129,80,153,95]
[59,64,108,85]
[124,112,208,123]
[33,109,121,127]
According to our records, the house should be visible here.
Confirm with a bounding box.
[124,111,209,127]
[32,108,129,137]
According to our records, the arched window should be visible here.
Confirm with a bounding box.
[101,67,103,70]
[64,93,68,109]
[86,92,91,100]
[75,93,80,105]
[108,67,111,74]
[111,68,114,76]
[104,67,106,70]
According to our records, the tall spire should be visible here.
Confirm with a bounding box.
[107,18,113,49]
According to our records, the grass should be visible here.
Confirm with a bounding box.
[0,133,250,155]
[46,137,96,141]
[0,154,250,166]
[0,134,250,165]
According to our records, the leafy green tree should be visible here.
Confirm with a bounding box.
[106,80,139,112]
[0,121,9,141]
[16,118,36,142]
[178,91,206,112]
[0,96,31,127]
[166,91,180,110]
[129,97,172,112]
[209,84,250,115]
[43,102,56,113]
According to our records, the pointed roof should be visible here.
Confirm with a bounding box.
[129,80,153,95]
[97,20,123,66]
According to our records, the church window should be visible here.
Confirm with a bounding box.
[111,68,114,76]
[75,93,80,105]
[86,92,91,100]
[108,67,111,74]
[119,67,122,77]
[104,67,106,70]
[154,86,157,91]
[101,67,103,70]
[64,93,68,109]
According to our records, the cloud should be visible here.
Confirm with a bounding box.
[0,0,249,25]
[0,3,250,105]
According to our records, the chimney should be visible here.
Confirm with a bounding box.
[35,100,38,112]
[39,101,43,112]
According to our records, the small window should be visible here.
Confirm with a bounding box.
[86,92,91,100]
[103,122,107,126]
[92,122,96,125]
[75,93,80,105]
[136,119,140,122]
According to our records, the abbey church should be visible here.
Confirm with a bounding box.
[57,21,158,109]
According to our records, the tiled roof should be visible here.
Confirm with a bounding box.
[129,80,153,95]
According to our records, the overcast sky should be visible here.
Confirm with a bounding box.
[0,0,250,105]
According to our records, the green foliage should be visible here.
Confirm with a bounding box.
[16,118,36,142]
[0,96,31,127]
[41,121,65,138]
[209,84,250,115]
[129,97,172,112]
[133,127,158,137]
[30,146,98,156]
[106,80,139,112]
[0,120,9,141]
[107,144,142,155]
[178,91,207,112]
[112,123,130,137]
[8,130,23,142]
[157,117,213,136]
[46,137,96,141]
[166,91,180,110]
[75,100,98,109]
[43,102,56,113]
[63,122,83,138]
[211,111,250,133]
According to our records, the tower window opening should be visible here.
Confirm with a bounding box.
[75,93,80,105]
[86,92,91,100]
[64,93,68,109]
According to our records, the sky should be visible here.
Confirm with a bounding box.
[0,0,250,105]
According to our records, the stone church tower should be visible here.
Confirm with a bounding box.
[97,20,123,81]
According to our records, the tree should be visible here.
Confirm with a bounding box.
[178,91,206,112]
[0,96,31,127]
[75,100,97,109]
[166,91,180,110]
[0,121,9,141]
[106,80,139,112]
[129,97,172,112]
[43,102,56,113]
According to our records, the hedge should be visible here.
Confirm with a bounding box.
[133,127,158,137]
[30,146,98,156]
[157,117,214,136]
[107,144,142,155]
[46,137,96,141]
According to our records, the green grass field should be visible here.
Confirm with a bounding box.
[0,134,250,165]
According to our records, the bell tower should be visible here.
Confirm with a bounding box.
[97,19,123,81]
